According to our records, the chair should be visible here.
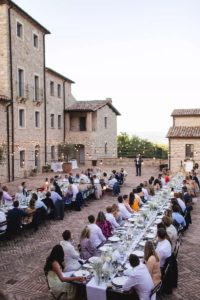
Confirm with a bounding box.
[0,220,7,239]
[150,281,162,297]
[45,273,65,300]
[174,239,181,258]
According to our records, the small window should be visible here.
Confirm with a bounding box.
[185,144,194,158]
[50,114,55,128]
[34,75,39,100]
[35,111,40,128]
[18,68,24,97]
[20,150,25,168]
[33,33,38,48]
[104,117,107,129]
[79,117,86,131]
[50,81,54,96]
[17,21,23,38]
[105,143,108,154]
[58,115,61,129]
[51,146,55,160]
[19,109,25,128]
[57,84,61,98]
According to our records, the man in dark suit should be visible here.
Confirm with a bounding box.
[134,154,143,176]
[7,200,27,236]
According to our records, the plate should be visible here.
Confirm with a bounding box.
[99,245,112,252]
[156,215,163,219]
[136,223,144,228]
[133,213,140,216]
[132,250,144,257]
[140,207,148,211]
[139,240,146,247]
[146,233,155,239]
[112,276,128,287]
[88,256,99,263]
[108,236,120,242]
[128,218,136,222]
[154,219,162,224]
[73,270,90,277]
[83,263,92,269]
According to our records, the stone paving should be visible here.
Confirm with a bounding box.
[0,165,200,300]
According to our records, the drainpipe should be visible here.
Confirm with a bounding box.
[6,102,11,182]
[8,6,14,181]
[168,138,171,170]
[63,80,66,143]
[43,34,47,164]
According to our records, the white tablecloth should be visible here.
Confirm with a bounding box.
[69,159,78,169]
[86,277,107,300]
[51,162,63,172]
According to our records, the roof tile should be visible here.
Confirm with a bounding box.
[167,126,200,138]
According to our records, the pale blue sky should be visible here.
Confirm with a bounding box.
[14,0,200,141]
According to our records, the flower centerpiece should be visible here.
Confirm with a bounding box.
[91,258,103,285]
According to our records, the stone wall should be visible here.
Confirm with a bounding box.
[170,138,200,173]
[174,116,200,127]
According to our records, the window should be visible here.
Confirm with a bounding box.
[35,111,40,128]
[50,114,55,128]
[79,117,86,131]
[58,115,61,129]
[18,68,24,97]
[51,146,55,160]
[57,84,61,98]
[105,142,108,154]
[34,75,39,100]
[33,33,38,48]
[104,117,107,129]
[20,150,25,168]
[19,109,25,128]
[17,21,23,38]
[50,81,54,96]
[185,144,194,158]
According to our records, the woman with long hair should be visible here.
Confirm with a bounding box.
[79,227,97,260]
[44,245,83,299]
[96,211,112,238]
[144,241,161,285]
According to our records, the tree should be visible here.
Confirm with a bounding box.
[117,133,168,159]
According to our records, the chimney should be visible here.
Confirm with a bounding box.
[105,97,112,103]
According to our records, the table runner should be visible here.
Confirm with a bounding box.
[86,277,107,300]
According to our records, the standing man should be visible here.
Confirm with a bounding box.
[134,154,143,176]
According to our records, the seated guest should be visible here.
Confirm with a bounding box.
[93,175,102,200]
[140,183,149,202]
[50,187,64,220]
[15,186,23,202]
[78,179,88,193]
[135,186,144,205]
[34,193,47,212]
[21,181,28,196]
[123,194,134,213]
[0,209,7,232]
[105,206,120,229]
[23,198,36,225]
[80,171,90,184]
[53,178,62,197]
[144,241,161,285]
[129,189,140,212]
[174,192,186,214]
[107,175,117,190]
[80,227,97,260]
[162,216,177,251]
[63,185,73,206]
[44,245,84,299]
[87,215,106,248]
[172,205,186,228]
[123,254,155,300]
[156,228,172,268]
[111,204,125,226]
[164,208,173,219]
[117,195,132,219]
[7,200,27,235]
[96,211,112,238]
[42,192,56,219]
[60,230,81,272]
[68,173,74,184]
[2,186,13,206]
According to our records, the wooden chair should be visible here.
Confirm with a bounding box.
[45,273,65,300]
[150,280,162,297]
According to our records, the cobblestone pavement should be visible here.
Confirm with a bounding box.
[0,165,199,300]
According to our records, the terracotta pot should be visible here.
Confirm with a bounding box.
[62,162,72,173]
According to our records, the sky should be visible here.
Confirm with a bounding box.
[14,0,200,143]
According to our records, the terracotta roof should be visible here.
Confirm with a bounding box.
[45,68,75,83]
[167,126,200,138]
[0,0,50,34]
[171,109,200,116]
[65,100,121,115]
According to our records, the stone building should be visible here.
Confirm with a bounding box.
[167,109,200,173]
[65,99,120,165]
[0,0,120,182]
